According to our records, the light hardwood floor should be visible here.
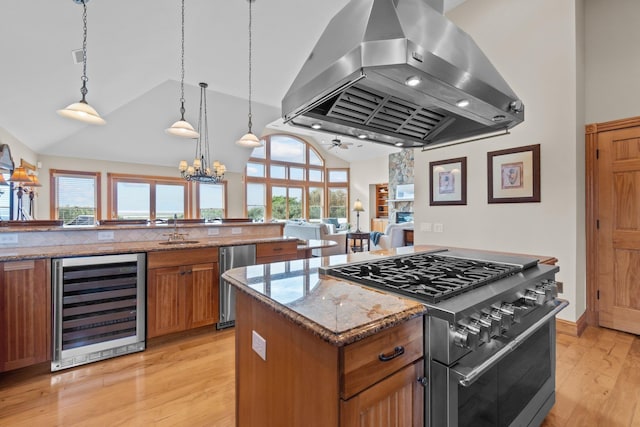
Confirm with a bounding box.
[1,326,638,427]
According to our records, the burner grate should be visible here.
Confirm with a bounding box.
[322,253,522,303]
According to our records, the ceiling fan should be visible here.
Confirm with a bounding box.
[323,137,354,150]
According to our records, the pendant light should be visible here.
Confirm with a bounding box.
[165,0,199,138]
[236,0,263,148]
[57,0,105,125]
[179,83,226,183]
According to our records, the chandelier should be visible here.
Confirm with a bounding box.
[57,0,105,125]
[179,83,226,183]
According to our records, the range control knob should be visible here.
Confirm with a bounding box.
[468,319,491,344]
[500,303,524,323]
[479,312,501,337]
[453,326,479,350]
[539,280,558,298]
[524,289,545,306]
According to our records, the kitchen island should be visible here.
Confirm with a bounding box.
[222,251,427,426]
[222,246,562,427]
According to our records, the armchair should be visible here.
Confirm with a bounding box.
[370,222,413,250]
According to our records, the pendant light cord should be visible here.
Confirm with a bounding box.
[247,0,253,133]
[80,0,88,102]
[179,0,186,120]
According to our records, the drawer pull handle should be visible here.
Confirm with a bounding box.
[378,346,405,362]
[273,247,283,251]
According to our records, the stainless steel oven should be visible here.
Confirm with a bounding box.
[429,300,567,426]
[320,248,569,427]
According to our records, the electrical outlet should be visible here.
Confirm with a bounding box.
[208,228,220,236]
[252,330,266,361]
[97,231,115,241]
[231,227,242,235]
[556,281,563,294]
[0,233,18,244]
[434,223,444,233]
[420,222,432,232]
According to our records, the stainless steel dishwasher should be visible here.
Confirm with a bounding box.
[52,253,146,371]
[218,244,256,329]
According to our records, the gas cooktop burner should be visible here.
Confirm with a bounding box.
[320,251,524,303]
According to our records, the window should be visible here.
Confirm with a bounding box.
[246,134,341,222]
[327,168,350,225]
[108,173,190,220]
[247,183,266,221]
[198,182,226,220]
[0,171,11,220]
[50,170,101,225]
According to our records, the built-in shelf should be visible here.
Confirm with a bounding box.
[375,184,388,218]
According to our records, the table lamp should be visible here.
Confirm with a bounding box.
[353,199,365,232]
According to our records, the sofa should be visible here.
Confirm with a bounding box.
[283,222,347,256]
[370,222,414,250]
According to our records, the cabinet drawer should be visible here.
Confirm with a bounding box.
[256,241,297,258]
[340,316,423,399]
[148,247,218,269]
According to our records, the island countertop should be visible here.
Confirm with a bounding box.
[222,247,430,347]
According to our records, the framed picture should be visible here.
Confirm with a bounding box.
[429,157,467,206]
[487,144,540,203]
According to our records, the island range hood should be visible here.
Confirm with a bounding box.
[282,0,524,149]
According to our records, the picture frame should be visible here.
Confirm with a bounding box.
[487,144,540,203]
[429,157,467,206]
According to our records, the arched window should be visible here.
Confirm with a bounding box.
[245,134,349,224]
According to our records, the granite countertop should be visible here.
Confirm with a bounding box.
[222,248,430,347]
[0,235,297,262]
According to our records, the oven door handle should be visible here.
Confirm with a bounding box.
[456,299,569,387]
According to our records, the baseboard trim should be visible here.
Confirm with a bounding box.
[556,312,587,337]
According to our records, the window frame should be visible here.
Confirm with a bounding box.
[196,181,227,219]
[107,173,191,220]
[245,134,337,222]
[49,169,102,222]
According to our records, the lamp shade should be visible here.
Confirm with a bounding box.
[166,120,199,138]
[57,101,106,125]
[236,132,263,148]
[28,174,42,187]
[9,167,33,183]
[353,199,364,212]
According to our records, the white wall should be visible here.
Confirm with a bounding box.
[350,156,389,232]
[414,0,584,321]
[585,0,640,123]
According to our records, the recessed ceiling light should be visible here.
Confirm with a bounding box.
[456,99,470,108]
[311,123,322,129]
[405,76,421,87]
[394,142,404,147]
[357,134,367,139]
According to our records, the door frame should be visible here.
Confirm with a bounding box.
[585,115,640,327]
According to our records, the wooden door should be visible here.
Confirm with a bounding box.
[147,266,186,338]
[341,360,424,427]
[597,126,640,334]
[186,262,218,329]
[0,259,51,372]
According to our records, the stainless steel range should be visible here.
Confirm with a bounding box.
[320,248,568,427]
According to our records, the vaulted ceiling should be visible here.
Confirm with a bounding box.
[0,0,465,170]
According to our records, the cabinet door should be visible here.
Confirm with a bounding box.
[341,360,424,427]
[186,262,218,329]
[0,259,50,372]
[256,241,297,263]
[147,266,186,338]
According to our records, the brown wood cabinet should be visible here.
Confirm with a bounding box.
[256,241,298,263]
[236,291,424,426]
[0,259,51,372]
[147,248,219,339]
